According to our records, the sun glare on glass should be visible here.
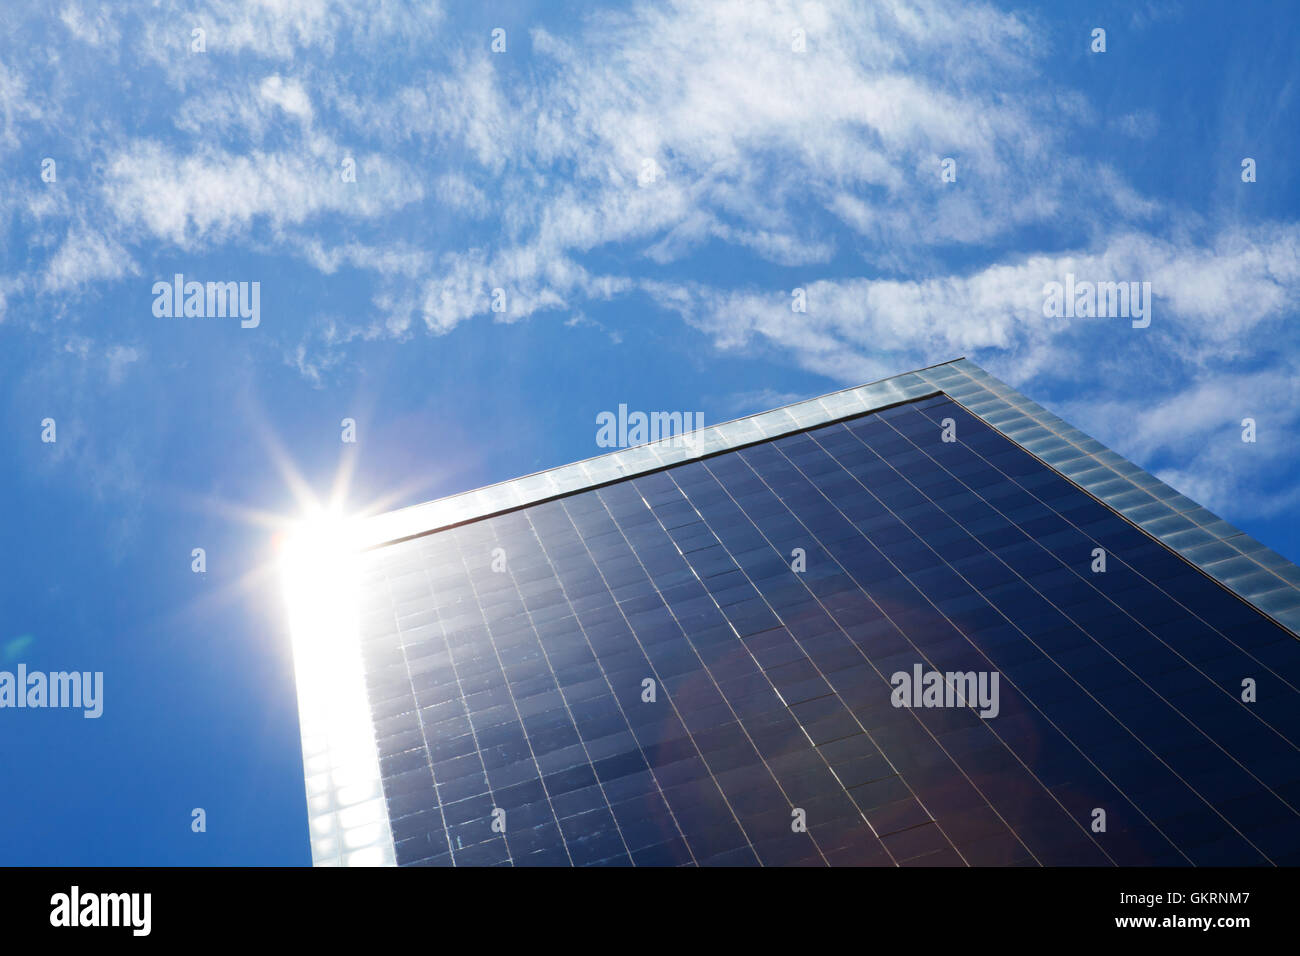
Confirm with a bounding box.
[279,505,394,865]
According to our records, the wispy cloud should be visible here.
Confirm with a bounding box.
[1,0,1297,528]
[103,139,425,248]
[43,229,138,291]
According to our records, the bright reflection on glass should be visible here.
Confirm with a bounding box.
[280,505,395,866]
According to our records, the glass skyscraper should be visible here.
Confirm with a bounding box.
[286,359,1300,867]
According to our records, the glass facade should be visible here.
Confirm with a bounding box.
[351,391,1300,867]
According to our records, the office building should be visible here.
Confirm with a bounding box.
[285,358,1300,866]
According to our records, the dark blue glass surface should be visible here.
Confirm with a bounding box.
[359,395,1300,866]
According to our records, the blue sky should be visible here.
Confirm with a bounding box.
[1,0,1297,864]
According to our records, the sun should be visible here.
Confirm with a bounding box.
[169,413,449,864]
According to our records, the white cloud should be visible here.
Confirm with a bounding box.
[301,0,1164,341]
[298,239,429,278]
[136,0,445,66]
[641,226,1300,384]
[103,141,424,247]
[1069,364,1300,518]
[59,3,121,48]
[105,344,142,385]
[259,74,313,122]
[434,174,489,218]
[43,229,138,291]
[0,58,44,151]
